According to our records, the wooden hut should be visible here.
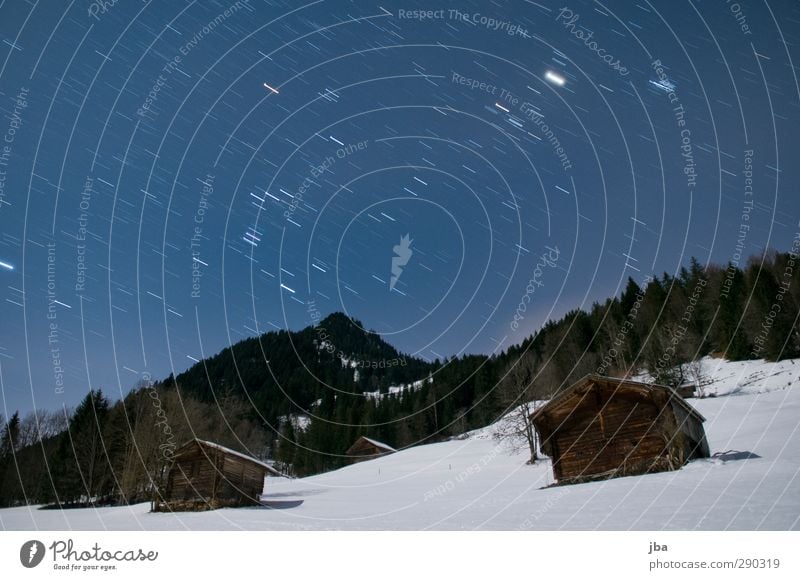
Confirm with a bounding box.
[345,436,396,463]
[531,375,709,485]
[156,439,281,511]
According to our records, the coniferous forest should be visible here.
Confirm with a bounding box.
[1,250,798,508]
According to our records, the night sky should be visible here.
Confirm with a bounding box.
[0,0,798,415]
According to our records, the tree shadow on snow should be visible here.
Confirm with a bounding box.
[710,449,762,462]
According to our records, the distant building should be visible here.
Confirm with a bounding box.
[531,375,710,485]
[675,382,697,399]
[155,439,281,511]
[346,436,396,463]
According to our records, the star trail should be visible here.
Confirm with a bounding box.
[0,0,798,416]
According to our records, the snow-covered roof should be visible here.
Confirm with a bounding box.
[179,438,284,477]
[531,374,706,423]
[354,436,396,453]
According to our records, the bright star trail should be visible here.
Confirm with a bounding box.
[544,70,566,86]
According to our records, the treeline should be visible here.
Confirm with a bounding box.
[275,251,800,476]
[0,384,269,508]
[1,250,798,503]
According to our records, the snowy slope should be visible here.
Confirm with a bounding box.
[633,356,800,397]
[1,358,798,530]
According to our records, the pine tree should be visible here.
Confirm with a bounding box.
[0,412,21,505]
[54,390,111,504]
[275,419,296,475]
[712,264,750,358]
[0,411,20,456]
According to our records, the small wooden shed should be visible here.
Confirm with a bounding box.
[531,375,709,485]
[345,436,396,463]
[156,438,280,511]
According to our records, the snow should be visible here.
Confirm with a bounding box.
[357,436,396,453]
[189,439,284,477]
[363,374,433,400]
[292,414,311,431]
[278,413,311,432]
[2,357,798,530]
[633,356,799,397]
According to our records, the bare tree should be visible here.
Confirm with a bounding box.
[493,353,544,464]
[683,359,713,398]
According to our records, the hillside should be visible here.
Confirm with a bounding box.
[171,311,435,412]
[2,357,797,530]
[1,250,798,506]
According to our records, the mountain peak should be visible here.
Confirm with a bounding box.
[317,311,364,331]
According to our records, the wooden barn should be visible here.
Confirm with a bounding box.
[155,439,280,511]
[345,436,396,463]
[531,375,710,485]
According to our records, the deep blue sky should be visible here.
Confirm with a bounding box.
[0,0,798,415]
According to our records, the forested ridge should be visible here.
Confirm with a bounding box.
[1,250,798,507]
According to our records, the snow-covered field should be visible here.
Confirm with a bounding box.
[2,358,799,530]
